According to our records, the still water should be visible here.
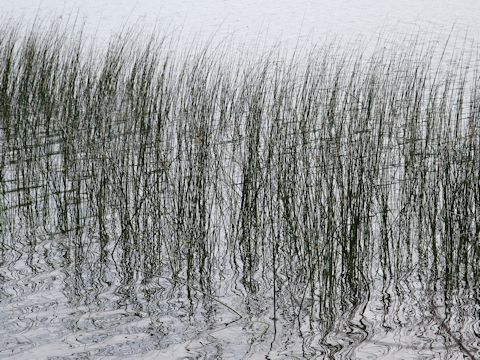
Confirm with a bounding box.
[2,0,480,47]
[0,2,479,359]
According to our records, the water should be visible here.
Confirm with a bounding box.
[2,0,480,47]
[0,4,479,359]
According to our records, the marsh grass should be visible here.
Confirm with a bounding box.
[0,22,478,356]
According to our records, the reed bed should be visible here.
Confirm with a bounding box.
[0,22,478,351]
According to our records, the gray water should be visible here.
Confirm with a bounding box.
[2,0,480,48]
[1,234,476,359]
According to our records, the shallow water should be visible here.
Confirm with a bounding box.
[1,0,480,48]
[0,215,478,359]
[1,226,478,358]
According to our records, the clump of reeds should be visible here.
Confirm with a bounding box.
[0,21,478,350]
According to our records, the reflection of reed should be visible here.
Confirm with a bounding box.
[0,22,478,357]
